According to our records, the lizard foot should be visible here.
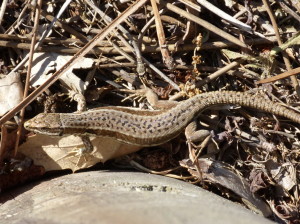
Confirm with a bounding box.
[120,88,149,103]
[56,147,94,168]
[56,136,94,168]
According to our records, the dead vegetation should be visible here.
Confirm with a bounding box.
[0,0,300,222]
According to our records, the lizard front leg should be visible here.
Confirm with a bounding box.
[56,136,94,167]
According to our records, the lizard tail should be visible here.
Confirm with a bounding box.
[195,91,300,124]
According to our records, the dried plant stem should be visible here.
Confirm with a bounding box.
[262,0,300,96]
[0,36,283,54]
[84,0,179,90]
[150,0,174,69]
[157,0,249,49]
[196,0,252,32]
[14,0,42,157]
[7,0,73,75]
[277,0,300,23]
[0,0,8,27]
[196,60,244,87]
[257,67,300,84]
[41,11,88,41]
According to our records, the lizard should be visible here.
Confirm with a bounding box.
[23,88,297,214]
[24,88,300,148]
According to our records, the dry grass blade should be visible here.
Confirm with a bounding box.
[197,0,252,32]
[0,0,8,27]
[150,0,174,69]
[262,0,300,95]
[257,67,300,84]
[14,0,42,157]
[157,0,249,49]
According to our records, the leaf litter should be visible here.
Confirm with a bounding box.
[0,0,300,222]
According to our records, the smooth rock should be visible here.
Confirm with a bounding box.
[0,171,274,224]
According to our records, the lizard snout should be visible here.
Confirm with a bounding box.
[24,113,63,136]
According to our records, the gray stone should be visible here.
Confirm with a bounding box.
[0,171,274,224]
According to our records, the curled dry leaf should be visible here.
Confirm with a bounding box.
[19,134,141,172]
[29,52,94,93]
[0,72,23,116]
[180,158,272,217]
[265,159,296,191]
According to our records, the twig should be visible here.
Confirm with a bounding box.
[150,0,174,69]
[84,0,144,77]
[109,40,135,63]
[178,0,201,11]
[235,3,274,34]
[41,11,88,41]
[277,0,300,23]
[257,67,300,84]
[8,0,73,75]
[13,0,42,157]
[270,32,300,56]
[0,0,8,28]
[157,0,249,49]
[0,35,285,55]
[196,59,244,87]
[4,3,29,35]
[84,0,180,90]
[160,15,186,28]
[196,0,252,32]
[262,0,300,96]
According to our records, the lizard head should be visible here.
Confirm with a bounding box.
[24,113,64,136]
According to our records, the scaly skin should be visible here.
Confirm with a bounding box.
[24,91,300,146]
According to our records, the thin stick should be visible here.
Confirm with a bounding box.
[14,0,42,157]
[157,0,249,49]
[0,35,283,54]
[0,0,8,26]
[257,67,300,84]
[277,0,300,23]
[262,0,300,95]
[150,0,174,69]
[196,59,244,87]
[7,0,73,75]
[84,0,179,89]
[196,0,252,32]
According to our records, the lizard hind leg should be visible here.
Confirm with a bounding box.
[184,121,213,181]
[120,88,149,104]
[185,121,212,155]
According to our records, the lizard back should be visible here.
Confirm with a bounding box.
[34,91,300,146]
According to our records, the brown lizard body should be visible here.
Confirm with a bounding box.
[24,91,300,146]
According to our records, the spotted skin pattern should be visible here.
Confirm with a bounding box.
[24,91,300,146]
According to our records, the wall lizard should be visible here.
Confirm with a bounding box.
[24,90,300,147]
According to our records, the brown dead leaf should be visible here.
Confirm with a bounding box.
[19,135,141,172]
[180,158,272,217]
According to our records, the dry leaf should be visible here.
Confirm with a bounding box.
[0,72,23,116]
[180,158,272,217]
[19,135,141,172]
[265,160,296,191]
[29,52,94,93]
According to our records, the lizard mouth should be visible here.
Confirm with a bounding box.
[30,128,64,136]
[24,122,64,136]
